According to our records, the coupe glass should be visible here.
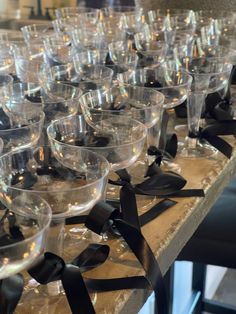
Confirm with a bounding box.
[0,194,51,280]
[105,48,138,81]
[78,86,164,209]
[70,26,105,51]
[0,45,15,75]
[0,74,14,130]
[118,66,192,172]
[20,24,54,45]
[178,58,232,158]
[13,45,44,85]
[0,108,44,155]
[43,63,113,94]
[0,145,109,311]
[73,49,108,66]
[47,114,146,245]
[55,7,100,19]
[43,36,76,66]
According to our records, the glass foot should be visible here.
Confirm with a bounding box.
[178,139,217,158]
[16,275,97,313]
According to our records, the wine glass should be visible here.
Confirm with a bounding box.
[47,114,146,252]
[178,57,232,158]
[78,85,164,209]
[55,7,100,19]
[0,145,109,312]
[118,66,193,172]
[42,62,113,94]
[43,36,76,66]
[0,74,14,130]
[20,24,54,45]
[0,193,51,281]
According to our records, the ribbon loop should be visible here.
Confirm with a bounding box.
[28,252,65,284]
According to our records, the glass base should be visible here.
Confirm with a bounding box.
[16,275,97,313]
[161,159,181,174]
[178,138,217,158]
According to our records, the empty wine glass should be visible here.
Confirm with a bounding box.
[0,145,109,312]
[0,74,14,131]
[42,62,113,94]
[21,24,54,45]
[55,7,100,19]
[47,114,146,247]
[118,66,192,172]
[43,36,76,66]
[78,85,164,209]
[178,58,232,158]
[0,194,51,280]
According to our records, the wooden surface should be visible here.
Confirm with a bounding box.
[15,126,236,313]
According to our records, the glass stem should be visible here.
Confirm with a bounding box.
[187,91,206,149]
[46,217,65,296]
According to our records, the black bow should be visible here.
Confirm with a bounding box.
[28,244,110,314]
[194,120,236,159]
[85,201,169,314]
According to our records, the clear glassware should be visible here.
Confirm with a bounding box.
[55,7,100,19]
[78,85,164,208]
[0,74,14,130]
[0,194,51,279]
[43,63,113,94]
[43,36,76,66]
[178,58,232,158]
[47,114,146,256]
[48,114,147,173]
[13,44,44,85]
[118,66,193,172]
[0,105,44,155]
[73,49,108,66]
[0,45,15,75]
[70,26,105,51]
[97,18,126,43]
[20,24,54,45]
[0,145,109,311]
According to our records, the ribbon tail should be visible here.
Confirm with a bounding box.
[62,265,95,314]
[115,219,168,314]
[120,184,140,230]
[203,134,232,158]
[0,274,24,314]
[85,276,150,292]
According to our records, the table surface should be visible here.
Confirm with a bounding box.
[15,115,236,314]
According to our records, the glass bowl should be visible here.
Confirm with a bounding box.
[0,194,51,279]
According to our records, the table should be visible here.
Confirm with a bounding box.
[16,124,236,313]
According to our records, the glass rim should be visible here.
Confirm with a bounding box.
[80,86,165,112]
[0,145,110,194]
[0,196,51,251]
[0,111,45,133]
[47,114,147,151]
[118,67,193,89]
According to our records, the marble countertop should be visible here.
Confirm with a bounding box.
[15,123,236,313]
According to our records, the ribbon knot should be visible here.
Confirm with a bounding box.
[28,244,110,314]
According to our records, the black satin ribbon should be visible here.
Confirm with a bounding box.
[196,120,236,159]
[0,274,24,314]
[28,244,110,314]
[133,160,205,197]
[85,201,168,314]
[158,110,178,159]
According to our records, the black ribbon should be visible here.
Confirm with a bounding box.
[195,120,236,159]
[28,244,110,314]
[85,201,168,314]
[158,110,178,159]
[0,274,24,314]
